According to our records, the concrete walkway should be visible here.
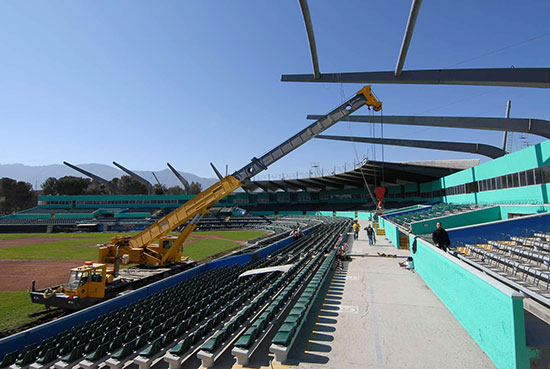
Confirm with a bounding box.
[286,220,497,369]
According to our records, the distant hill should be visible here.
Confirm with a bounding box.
[0,163,218,191]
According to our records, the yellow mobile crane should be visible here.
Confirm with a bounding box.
[31,86,381,310]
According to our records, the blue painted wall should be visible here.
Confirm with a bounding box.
[447,212,550,245]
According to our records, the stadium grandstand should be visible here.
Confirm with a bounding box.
[2,2,550,368]
[2,138,550,368]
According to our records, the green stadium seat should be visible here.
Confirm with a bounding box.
[84,336,101,354]
[35,347,57,365]
[16,346,39,366]
[85,342,108,362]
[170,336,192,356]
[61,343,84,363]
[201,332,223,353]
[111,338,136,360]
[140,337,162,358]
[0,351,18,368]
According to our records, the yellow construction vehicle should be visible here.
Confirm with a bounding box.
[31,85,382,310]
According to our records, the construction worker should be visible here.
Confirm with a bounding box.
[352,221,360,240]
[365,224,375,245]
[432,221,451,251]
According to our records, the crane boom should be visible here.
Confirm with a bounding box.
[121,85,381,259]
[232,85,381,182]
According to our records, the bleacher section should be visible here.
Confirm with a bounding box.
[0,219,350,369]
[457,232,550,301]
[386,203,483,230]
[19,208,99,214]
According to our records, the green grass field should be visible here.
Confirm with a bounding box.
[192,230,267,241]
[0,291,43,331]
[0,230,266,261]
[0,229,266,333]
[183,238,245,261]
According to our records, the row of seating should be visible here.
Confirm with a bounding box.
[2,219,350,369]
[465,244,550,286]
[487,240,550,266]
[195,221,350,367]
[4,264,242,369]
[269,242,341,363]
[458,232,550,296]
[20,208,99,214]
[387,203,482,229]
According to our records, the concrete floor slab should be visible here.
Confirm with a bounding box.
[288,220,497,369]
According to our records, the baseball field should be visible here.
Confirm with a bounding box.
[0,230,266,334]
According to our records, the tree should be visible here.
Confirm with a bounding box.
[166,185,186,195]
[153,184,168,195]
[85,181,110,195]
[41,176,91,195]
[41,177,59,195]
[57,176,91,195]
[0,177,37,214]
[188,181,202,195]
[116,175,148,195]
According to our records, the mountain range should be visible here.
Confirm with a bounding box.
[0,163,218,190]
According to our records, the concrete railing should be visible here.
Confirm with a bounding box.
[410,236,535,369]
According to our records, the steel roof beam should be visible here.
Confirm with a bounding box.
[296,178,329,189]
[298,0,320,79]
[307,114,550,139]
[283,68,550,88]
[166,163,190,192]
[331,175,369,187]
[63,161,116,195]
[381,161,453,178]
[112,161,154,195]
[297,177,340,189]
[283,180,309,191]
[395,0,423,76]
[316,134,506,159]
[294,179,322,191]
[256,181,276,192]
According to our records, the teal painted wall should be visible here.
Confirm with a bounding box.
[317,211,333,217]
[384,205,423,215]
[55,213,93,219]
[383,221,400,248]
[411,237,534,369]
[337,211,356,218]
[279,211,303,215]
[443,185,550,206]
[250,211,275,215]
[12,214,50,219]
[114,212,150,218]
[499,204,550,219]
[410,206,502,235]
[420,140,550,207]
[357,212,372,220]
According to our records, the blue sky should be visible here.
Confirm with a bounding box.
[0,1,548,179]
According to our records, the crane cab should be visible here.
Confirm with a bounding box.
[145,235,184,263]
[64,262,108,299]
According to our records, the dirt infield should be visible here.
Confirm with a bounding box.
[0,237,76,249]
[0,260,85,291]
